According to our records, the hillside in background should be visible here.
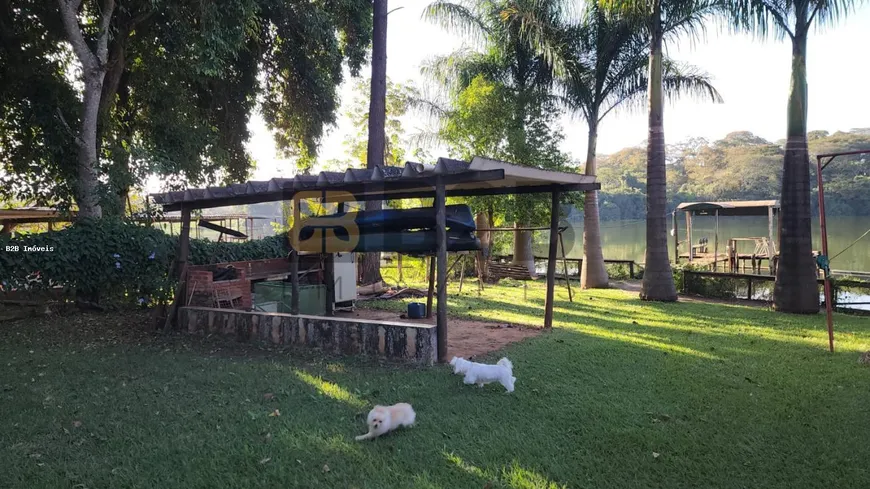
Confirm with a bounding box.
[594,129,870,221]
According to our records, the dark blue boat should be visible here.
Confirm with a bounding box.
[297,204,476,242]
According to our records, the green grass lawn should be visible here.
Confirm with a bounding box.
[2,281,869,489]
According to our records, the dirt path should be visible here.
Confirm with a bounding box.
[336,309,542,360]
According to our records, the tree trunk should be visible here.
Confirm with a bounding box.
[773,29,819,313]
[475,211,491,281]
[512,222,536,277]
[73,78,104,219]
[58,0,115,220]
[359,0,388,286]
[367,0,388,170]
[580,120,608,288]
[640,4,677,302]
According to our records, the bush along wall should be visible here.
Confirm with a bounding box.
[0,219,288,307]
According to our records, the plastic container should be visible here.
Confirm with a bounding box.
[253,281,326,316]
[407,302,426,319]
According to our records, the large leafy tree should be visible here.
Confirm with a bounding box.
[423,0,570,276]
[344,79,420,168]
[602,0,717,301]
[0,0,372,217]
[728,0,861,314]
[560,2,721,288]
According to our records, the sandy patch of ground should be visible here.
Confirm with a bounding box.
[335,308,542,359]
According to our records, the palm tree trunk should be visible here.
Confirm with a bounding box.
[360,0,388,286]
[475,211,491,281]
[580,120,608,288]
[640,2,677,302]
[773,29,819,313]
[512,221,536,277]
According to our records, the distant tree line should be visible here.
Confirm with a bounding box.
[593,129,870,220]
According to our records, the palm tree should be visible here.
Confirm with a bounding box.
[561,3,722,289]
[423,0,565,276]
[727,0,859,313]
[601,0,717,301]
[360,0,389,286]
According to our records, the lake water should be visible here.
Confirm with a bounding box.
[557,216,870,273]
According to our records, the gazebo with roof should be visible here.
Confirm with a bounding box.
[674,200,780,272]
[150,156,599,363]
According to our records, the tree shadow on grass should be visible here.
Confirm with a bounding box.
[4,304,870,489]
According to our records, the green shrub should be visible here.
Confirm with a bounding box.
[674,263,737,299]
[606,263,633,280]
[0,219,288,306]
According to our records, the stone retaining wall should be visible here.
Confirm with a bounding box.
[180,307,436,365]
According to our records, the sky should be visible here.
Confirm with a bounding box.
[242,0,870,181]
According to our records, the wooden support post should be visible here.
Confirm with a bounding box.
[458,255,465,293]
[178,207,191,279]
[397,253,403,283]
[165,206,192,331]
[475,253,485,294]
[686,212,693,261]
[435,178,448,363]
[169,221,174,235]
[673,211,679,265]
[630,261,635,279]
[767,205,776,257]
[324,253,335,316]
[558,230,573,303]
[426,256,435,318]
[544,191,560,329]
[290,197,300,315]
[714,210,719,272]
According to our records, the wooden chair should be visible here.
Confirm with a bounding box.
[213,287,242,309]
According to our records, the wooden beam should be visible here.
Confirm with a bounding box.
[435,177,448,362]
[544,191,560,329]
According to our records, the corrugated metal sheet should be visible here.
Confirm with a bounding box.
[149,157,598,210]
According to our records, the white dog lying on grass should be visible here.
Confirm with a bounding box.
[450,356,516,393]
[355,403,416,441]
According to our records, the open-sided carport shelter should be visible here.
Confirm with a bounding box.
[150,156,599,363]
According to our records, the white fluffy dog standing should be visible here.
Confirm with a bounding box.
[449,356,473,375]
[355,403,416,441]
[462,357,516,393]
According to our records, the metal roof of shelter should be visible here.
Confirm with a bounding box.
[150,157,599,212]
[676,200,779,217]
